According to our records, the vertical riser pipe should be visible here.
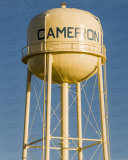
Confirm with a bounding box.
[61,83,69,160]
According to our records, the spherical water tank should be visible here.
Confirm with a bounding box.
[22,3,105,84]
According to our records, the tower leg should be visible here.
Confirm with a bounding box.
[45,54,52,160]
[97,58,108,160]
[61,83,69,160]
[42,53,46,160]
[22,68,31,160]
[76,83,82,160]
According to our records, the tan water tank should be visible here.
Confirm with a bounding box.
[22,3,106,84]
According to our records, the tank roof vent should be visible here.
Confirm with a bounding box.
[60,3,67,8]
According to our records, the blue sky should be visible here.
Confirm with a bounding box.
[0,0,128,159]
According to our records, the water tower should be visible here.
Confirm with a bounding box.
[21,3,110,160]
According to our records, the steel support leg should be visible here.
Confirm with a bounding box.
[22,68,31,160]
[42,53,46,160]
[45,54,52,160]
[76,83,82,160]
[97,58,108,160]
[61,83,69,160]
